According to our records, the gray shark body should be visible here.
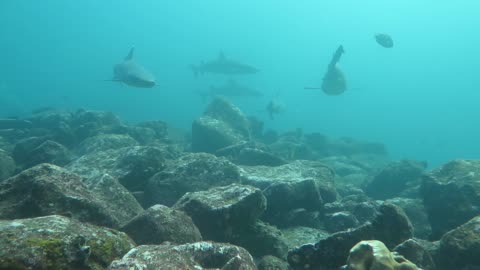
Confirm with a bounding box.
[112,48,155,88]
[191,53,259,77]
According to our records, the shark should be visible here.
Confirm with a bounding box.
[111,47,156,88]
[191,52,259,77]
[196,79,263,102]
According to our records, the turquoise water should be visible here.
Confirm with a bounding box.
[1,1,479,167]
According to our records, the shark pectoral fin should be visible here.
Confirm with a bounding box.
[125,47,135,61]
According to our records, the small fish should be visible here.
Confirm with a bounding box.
[191,52,259,77]
[110,47,156,88]
[374,33,394,48]
[266,99,285,120]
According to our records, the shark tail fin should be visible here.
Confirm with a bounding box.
[125,47,135,61]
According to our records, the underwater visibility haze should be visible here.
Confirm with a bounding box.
[1,1,479,166]
[2,1,480,270]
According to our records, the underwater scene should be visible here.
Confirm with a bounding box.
[0,1,479,269]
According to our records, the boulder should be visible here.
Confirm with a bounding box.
[421,160,480,239]
[240,160,336,225]
[366,160,427,200]
[394,239,436,270]
[0,149,15,181]
[287,203,413,270]
[67,146,167,192]
[173,184,266,242]
[0,163,142,228]
[108,242,257,270]
[192,97,250,153]
[146,153,241,206]
[0,215,134,270]
[436,215,480,270]
[120,204,202,245]
[76,133,138,155]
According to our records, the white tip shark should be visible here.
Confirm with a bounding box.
[111,48,156,88]
[191,52,259,77]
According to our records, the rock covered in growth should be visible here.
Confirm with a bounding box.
[287,203,413,270]
[23,140,72,168]
[436,215,480,270]
[386,198,432,239]
[192,97,251,153]
[240,160,336,225]
[365,160,427,200]
[146,153,241,206]
[0,149,15,181]
[0,163,142,228]
[394,239,436,270]
[421,159,480,239]
[67,146,167,192]
[173,184,266,241]
[120,204,202,245]
[324,211,360,233]
[108,242,257,270]
[70,109,123,141]
[343,240,419,270]
[0,215,135,270]
[76,133,138,155]
[229,221,289,259]
[216,141,287,167]
[257,255,290,270]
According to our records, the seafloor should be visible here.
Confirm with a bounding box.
[0,97,478,270]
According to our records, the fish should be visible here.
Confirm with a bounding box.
[266,99,286,120]
[374,33,394,48]
[0,119,32,130]
[305,45,347,95]
[110,47,156,88]
[191,52,259,77]
[198,79,263,101]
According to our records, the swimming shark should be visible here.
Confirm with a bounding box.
[191,52,259,77]
[197,79,263,102]
[111,47,156,88]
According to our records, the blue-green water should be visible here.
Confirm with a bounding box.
[1,1,479,167]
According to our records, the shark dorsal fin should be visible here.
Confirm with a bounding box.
[125,47,135,61]
[218,51,226,61]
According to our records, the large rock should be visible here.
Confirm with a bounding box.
[120,204,202,245]
[240,160,336,225]
[0,215,135,270]
[421,160,480,239]
[386,198,432,239]
[0,163,142,228]
[0,149,15,181]
[24,140,72,168]
[192,97,250,153]
[70,109,123,142]
[146,153,241,206]
[108,242,257,270]
[173,184,266,242]
[216,141,287,167]
[394,239,436,270]
[436,215,480,270]
[366,160,427,200]
[67,146,167,192]
[287,203,413,270]
[229,221,289,259]
[76,133,138,155]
